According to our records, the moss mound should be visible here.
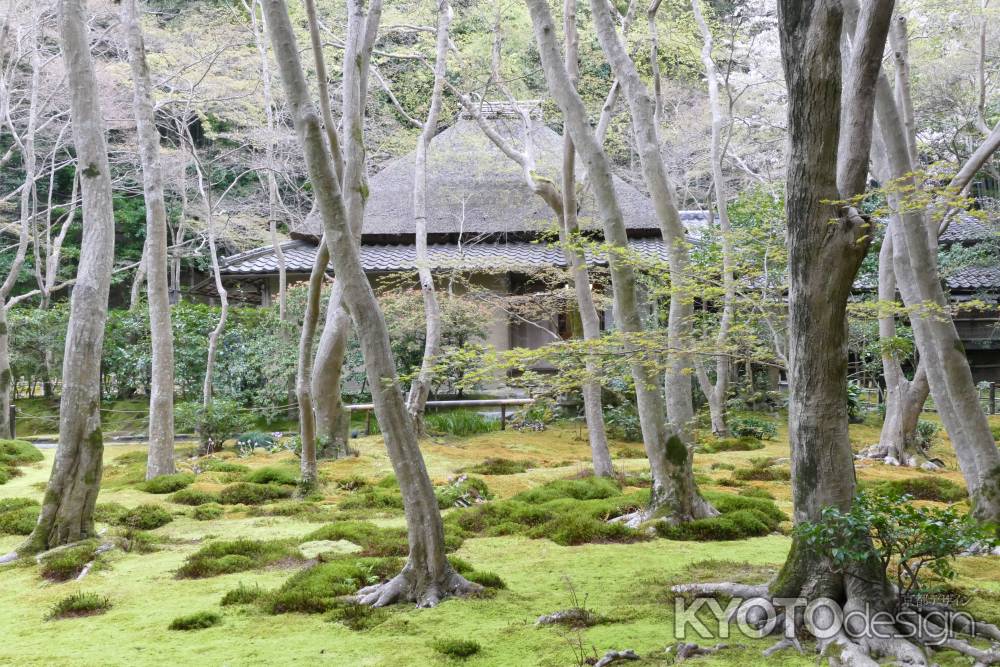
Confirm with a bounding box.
[265,557,402,614]
[730,458,791,482]
[431,639,481,659]
[169,611,221,631]
[177,538,301,578]
[45,592,111,620]
[700,437,765,453]
[435,476,491,508]
[862,476,967,502]
[140,473,195,494]
[170,488,220,506]
[463,458,532,475]
[0,439,43,483]
[304,520,463,557]
[191,503,225,521]
[118,504,173,530]
[218,482,293,505]
[39,541,101,582]
[199,459,249,474]
[244,466,298,486]
[0,498,40,535]
[656,492,786,541]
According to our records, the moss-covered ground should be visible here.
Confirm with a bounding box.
[1,411,998,666]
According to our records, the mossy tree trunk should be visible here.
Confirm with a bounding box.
[23,0,116,553]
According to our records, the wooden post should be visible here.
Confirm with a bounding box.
[365,409,372,436]
[991,382,996,415]
[500,405,506,431]
[8,405,14,439]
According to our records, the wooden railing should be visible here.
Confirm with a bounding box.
[346,398,535,434]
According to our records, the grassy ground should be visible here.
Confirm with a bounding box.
[1,412,998,666]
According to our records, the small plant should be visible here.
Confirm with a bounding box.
[140,473,195,494]
[603,403,642,442]
[168,611,222,631]
[175,400,253,454]
[847,382,866,423]
[435,475,492,508]
[328,601,387,631]
[234,431,276,457]
[796,490,996,601]
[45,592,111,620]
[221,582,264,606]
[119,504,173,530]
[511,398,556,432]
[39,542,101,581]
[430,638,481,659]
[424,410,499,437]
[728,416,777,440]
[914,419,942,452]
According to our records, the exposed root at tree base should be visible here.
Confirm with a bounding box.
[354,568,482,608]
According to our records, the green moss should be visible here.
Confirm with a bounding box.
[39,541,100,582]
[177,539,301,579]
[191,503,225,521]
[168,611,221,631]
[93,502,129,525]
[304,520,463,557]
[140,473,196,494]
[339,485,404,511]
[463,458,532,475]
[220,582,264,606]
[0,497,40,535]
[244,466,298,486]
[666,435,689,466]
[327,601,388,631]
[512,477,621,504]
[218,482,294,505]
[701,437,766,453]
[0,439,43,466]
[861,476,968,502]
[199,459,249,474]
[170,488,220,506]
[656,492,785,542]
[118,504,173,530]
[430,639,481,659]
[435,476,491,508]
[45,592,111,620]
[265,557,402,614]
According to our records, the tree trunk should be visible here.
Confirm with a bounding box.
[123,0,176,479]
[527,0,714,522]
[261,0,477,607]
[0,308,14,440]
[405,0,451,432]
[312,292,352,458]
[562,0,612,477]
[22,0,116,553]
[297,233,329,488]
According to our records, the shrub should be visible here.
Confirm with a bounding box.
[463,458,532,475]
[431,639,481,659]
[119,504,173,530]
[604,403,642,442]
[199,459,249,474]
[170,488,219,506]
[863,476,967,503]
[192,503,225,521]
[221,583,264,606]
[174,399,253,452]
[0,498,40,535]
[728,416,778,440]
[218,482,293,505]
[244,466,298,486]
[915,420,942,452]
[168,611,222,631]
[234,431,276,457]
[177,539,300,578]
[40,542,100,581]
[265,557,402,614]
[424,410,499,437]
[45,592,111,620]
[701,437,765,453]
[140,473,195,494]
[435,476,492,509]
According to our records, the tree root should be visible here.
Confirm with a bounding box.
[0,551,18,565]
[670,582,769,599]
[594,649,640,666]
[668,643,728,662]
[354,566,482,608]
[763,636,803,657]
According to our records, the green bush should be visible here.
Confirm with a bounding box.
[140,473,195,494]
[118,504,173,530]
[221,582,264,606]
[234,431,276,457]
[40,542,100,581]
[244,466,298,486]
[604,403,642,442]
[169,611,222,631]
[170,488,219,506]
[0,498,40,535]
[45,592,111,620]
[218,482,293,505]
[430,639,481,659]
[701,437,765,453]
[728,416,777,440]
[435,476,492,509]
[177,539,300,578]
[862,476,967,502]
[266,557,402,614]
[915,420,942,452]
[463,458,532,475]
[192,503,225,521]
[424,410,499,437]
[175,400,253,452]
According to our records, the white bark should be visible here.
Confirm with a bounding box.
[25,0,116,552]
[527,0,714,521]
[123,0,176,479]
[262,0,477,606]
[405,0,451,431]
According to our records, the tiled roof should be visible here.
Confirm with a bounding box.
[220,238,672,275]
[939,216,996,243]
[944,266,1000,292]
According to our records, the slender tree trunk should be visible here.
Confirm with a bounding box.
[527,0,714,522]
[261,0,477,607]
[312,294,352,457]
[0,307,14,440]
[297,232,329,487]
[690,0,734,437]
[562,0,612,476]
[21,0,116,553]
[123,0,176,479]
[405,0,451,432]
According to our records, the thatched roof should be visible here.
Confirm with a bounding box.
[291,116,679,243]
